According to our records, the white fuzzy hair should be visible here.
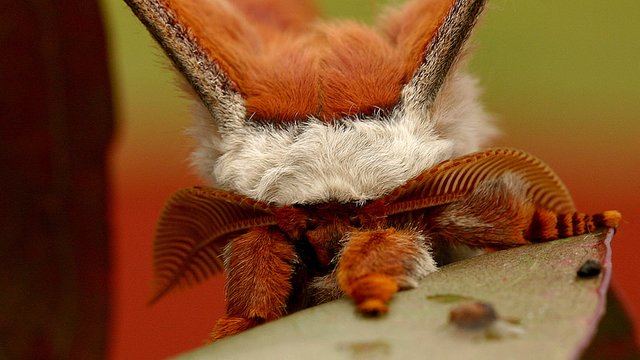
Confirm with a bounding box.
[188,69,496,205]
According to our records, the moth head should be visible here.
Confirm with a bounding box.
[127,0,495,204]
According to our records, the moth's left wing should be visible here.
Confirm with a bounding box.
[124,0,252,127]
[150,187,277,304]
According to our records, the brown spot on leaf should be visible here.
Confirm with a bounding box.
[449,301,497,330]
[338,339,391,359]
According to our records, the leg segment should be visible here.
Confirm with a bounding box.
[210,227,296,341]
[336,229,436,316]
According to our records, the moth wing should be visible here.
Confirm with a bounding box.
[384,148,576,215]
[232,0,318,32]
[150,187,276,304]
[382,0,486,112]
[124,0,258,128]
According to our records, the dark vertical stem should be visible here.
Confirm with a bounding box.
[0,0,113,358]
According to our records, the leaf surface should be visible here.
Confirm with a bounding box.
[176,230,614,360]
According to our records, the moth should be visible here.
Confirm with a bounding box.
[124,0,621,341]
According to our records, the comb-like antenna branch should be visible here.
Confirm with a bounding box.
[124,0,245,131]
[402,0,486,113]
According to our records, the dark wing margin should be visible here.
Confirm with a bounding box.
[383,148,576,216]
[401,0,486,113]
[123,0,245,128]
[150,187,276,304]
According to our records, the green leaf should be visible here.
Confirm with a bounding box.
[175,230,615,359]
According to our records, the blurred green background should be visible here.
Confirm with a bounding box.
[101,0,639,358]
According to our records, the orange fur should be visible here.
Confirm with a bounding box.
[556,212,574,238]
[233,0,318,35]
[526,208,559,241]
[321,22,407,119]
[213,227,296,339]
[337,229,424,314]
[305,222,350,267]
[165,0,259,88]
[526,209,621,242]
[585,214,596,233]
[349,274,398,315]
[380,0,455,75]
[429,182,535,249]
[573,213,588,235]
[593,210,622,229]
[210,316,260,341]
[162,0,452,122]
[273,206,309,240]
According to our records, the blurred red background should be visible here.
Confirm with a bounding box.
[104,1,639,358]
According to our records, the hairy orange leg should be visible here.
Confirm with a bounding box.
[210,227,296,341]
[337,229,435,316]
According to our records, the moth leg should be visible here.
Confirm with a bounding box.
[210,317,260,342]
[336,229,436,316]
[210,227,296,341]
